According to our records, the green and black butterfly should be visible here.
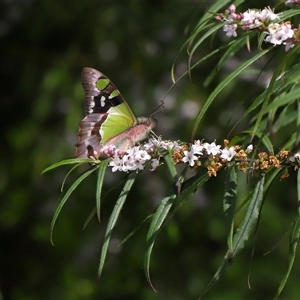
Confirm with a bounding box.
[75,67,157,158]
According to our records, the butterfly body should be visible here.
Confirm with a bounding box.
[75,68,157,158]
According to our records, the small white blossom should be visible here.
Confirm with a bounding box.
[241,9,261,25]
[101,145,116,157]
[284,40,295,51]
[150,158,160,171]
[182,148,198,167]
[260,7,279,21]
[289,152,300,163]
[265,22,294,45]
[223,24,238,37]
[109,155,124,172]
[203,142,221,156]
[145,137,181,151]
[286,0,300,5]
[246,144,253,153]
[192,140,204,155]
[220,147,237,161]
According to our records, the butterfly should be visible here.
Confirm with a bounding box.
[74,67,157,158]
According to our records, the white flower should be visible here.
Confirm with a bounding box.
[135,149,151,162]
[203,142,221,156]
[241,9,261,25]
[223,24,238,37]
[286,0,300,5]
[267,23,280,35]
[265,22,294,45]
[125,147,151,171]
[289,152,300,163]
[284,40,295,52]
[101,145,116,157]
[109,155,124,172]
[228,4,236,14]
[145,137,181,151]
[182,148,198,167]
[192,140,203,155]
[246,144,253,153]
[150,158,160,171]
[221,147,236,161]
[260,7,279,21]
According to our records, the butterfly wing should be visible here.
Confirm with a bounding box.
[74,68,138,158]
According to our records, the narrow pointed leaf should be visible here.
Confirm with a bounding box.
[188,23,224,69]
[61,163,85,192]
[160,148,177,179]
[274,168,300,298]
[232,174,265,256]
[242,130,274,154]
[42,158,95,174]
[145,171,210,291]
[98,172,136,278]
[167,172,210,225]
[145,190,177,292]
[200,175,265,298]
[96,158,110,222]
[83,207,96,230]
[204,36,247,87]
[251,45,300,138]
[191,48,270,140]
[50,166,98,244]
[117,214,153,247]
[223,165,237,251]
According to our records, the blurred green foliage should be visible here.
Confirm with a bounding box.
[1,1,300,299]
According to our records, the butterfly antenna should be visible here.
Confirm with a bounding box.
[149,100,164,118]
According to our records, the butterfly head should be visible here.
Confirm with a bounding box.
[137,116,157,131]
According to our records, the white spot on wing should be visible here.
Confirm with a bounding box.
[100,95,106,107]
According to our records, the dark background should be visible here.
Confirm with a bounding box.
[1,1,299,299]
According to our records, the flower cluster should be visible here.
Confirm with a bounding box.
[180,140,243,176]
[285,0,300,5]
[216,4,297,51]
[95,137,300,178]
[101,138,181,173]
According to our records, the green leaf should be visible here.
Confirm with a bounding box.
[96,159,110,222]
[251,45,300,139]
[274,169,300,299]
[61,163,85,192]
[83,207,96,230]
[191,48,271,140]
[117,214,154,247]
[242,130,274,154]
[144,189,177,292]
[199,175,265,298]
[188,22,224,70]
[98,172,136,278]
[160,148,177,179]
[229,57,300,135]
[42,158,95,174]
[50,166,98,245]
[204,36,247,87]
[280,8,300,20]
[232,174,265,255]
[145,171,210,291]
[262,87,300,115]
[223,165,237,251]
[169,171,210,222]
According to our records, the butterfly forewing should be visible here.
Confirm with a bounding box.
[75,68,139,158]
[81,68,137,119]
